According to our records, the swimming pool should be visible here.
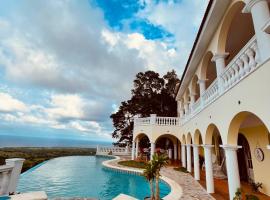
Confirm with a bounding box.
[17,156,170,200]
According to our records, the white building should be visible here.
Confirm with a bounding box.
[132,0,270,199]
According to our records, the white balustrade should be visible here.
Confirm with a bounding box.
[191,99,201,114]
[155,117,179,126]
[134,117,151,125]
[202,80,219,106]
[0,165,13,195]
[221,36,259,92]
[96,146,131,156]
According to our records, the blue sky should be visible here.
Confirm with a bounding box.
[0,0,208,142]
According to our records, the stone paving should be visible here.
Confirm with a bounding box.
[106,157,215,200]
[161,167,215,200]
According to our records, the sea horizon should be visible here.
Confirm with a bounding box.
[0,134,113,148]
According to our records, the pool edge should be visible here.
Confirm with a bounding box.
[101,156,183,200]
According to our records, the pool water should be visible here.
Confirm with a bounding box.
[17,156,170,200]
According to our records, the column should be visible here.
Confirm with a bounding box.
[193,144,200,180]
[221,145,241,200]
[184,102,189,116]
[198,79,206,95]
[186,144,192,172]
[168,149,172,159]
[174,143,178,160]
[6,158,25,194]
[150,142,155,160]
[203,145,215,193]
[135,138,139,158]
[131,140,135,160]
[211,53,229,93]
[181,144,186,168]
[267,145,270,149]
[243,0,270,61]
[190,93,196,112]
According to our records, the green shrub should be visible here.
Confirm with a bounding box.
[246,194,259,200]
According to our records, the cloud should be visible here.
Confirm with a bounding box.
[0,93,27,112]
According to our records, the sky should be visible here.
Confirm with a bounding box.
[0,0,208,142]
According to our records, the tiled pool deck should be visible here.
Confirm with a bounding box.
[102,156,214,200]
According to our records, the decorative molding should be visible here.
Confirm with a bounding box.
[211,52,229,62]
[201,144,214,149]
[262,18,270,34]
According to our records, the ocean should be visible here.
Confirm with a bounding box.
[0,135,112,148]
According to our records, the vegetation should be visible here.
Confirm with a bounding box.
[173,167,188,173]
[143,153,169,200]
[118,160,147,169]
[110,70,180,146]
[0,147,96,172]
[233,188,242,200]
[246,194,259,200]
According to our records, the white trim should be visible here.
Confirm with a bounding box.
[220,145,242,150]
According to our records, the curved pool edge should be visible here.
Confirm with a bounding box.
[101,156,183,200]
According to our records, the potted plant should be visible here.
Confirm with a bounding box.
[152,153,169,200]
[143,161,156,200]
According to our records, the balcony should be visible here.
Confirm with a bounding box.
[134,36,262,128]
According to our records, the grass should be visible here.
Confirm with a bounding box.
[118,160,147,169]
[0,147,96,172]
[174,166,189,173]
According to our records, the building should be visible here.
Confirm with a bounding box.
[131,0,270,199]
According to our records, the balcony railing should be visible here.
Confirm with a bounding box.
[0,165,13,195]
[96,146,131,156]
[134,36,262,127]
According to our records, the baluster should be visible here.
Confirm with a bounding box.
[241,54,249,75]
[253,43,260,64]
[236,59,244,80]
[246,48,256,70]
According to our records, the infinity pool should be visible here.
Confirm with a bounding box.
[17,156,170,200]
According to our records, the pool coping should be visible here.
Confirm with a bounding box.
[101,156,183,200]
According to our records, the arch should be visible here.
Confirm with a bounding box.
[154,133,180,144]
[134,133,150,141]
[190,75,200,101]
[199,51,216,89]
[205,123,224,145]
[181,134,186,144]
[186,132,192,144]
[194,129,203,145]
[227,111,270,145]
[217,1,255,64]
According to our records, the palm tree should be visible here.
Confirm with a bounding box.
[143,161,156,200]
[152,153,169,200]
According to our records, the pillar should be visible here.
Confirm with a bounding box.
[186,144,192,172]
[193,144,200,180]
[131,140,135,160]
[6,158,25,194]
[267,145,270,149]
[174,143,177,160]
[221,145,241,200]
[203,145,214,193]
[243,0,270,61]
[150,142,155,160]
[184,102,189,116]
[198,79,206,95]
[190,93,196,111]
[181,144,186,168]
[211,53,229,93]
[135,138,139,158]
[150,114,157,125]
[168,149,172,159]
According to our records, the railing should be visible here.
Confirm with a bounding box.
[202,79,219,106]
[155,117,179,126]
[134,37,262,128]
[0,165,13,195]
[134,117,151,125]
[96,146,131,156]
[221,36,259,92]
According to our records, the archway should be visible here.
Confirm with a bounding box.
[228,112,270,196]
[200,52,216,90]
[237,133,253,183]
[191,75,200,101]
[218,1,255,65]
[155,134,181,162]
[134,133,150,161]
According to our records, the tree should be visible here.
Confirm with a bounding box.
[143,161,157,200]
[110,70,180,146]
[152,153,169,200]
